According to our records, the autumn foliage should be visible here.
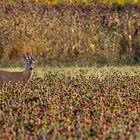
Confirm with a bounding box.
[0,0,140,64]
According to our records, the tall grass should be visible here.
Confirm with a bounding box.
[0,1,140,65]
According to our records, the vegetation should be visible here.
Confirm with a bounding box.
[0,0,140,139]
[0,1,140,65]
[0,67,140,139]
[3,0,140,5]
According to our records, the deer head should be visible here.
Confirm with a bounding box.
[23,53,35,71]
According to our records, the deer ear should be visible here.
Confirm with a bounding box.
[26,52,31,59]
[31,51,35,61]
[31,56,35,61]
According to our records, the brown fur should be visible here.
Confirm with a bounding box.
[0,69,33,85]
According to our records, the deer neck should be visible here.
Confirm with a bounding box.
[22,68,33,84]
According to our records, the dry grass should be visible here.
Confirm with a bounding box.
[0,1,140,64]
[1,65,140,77]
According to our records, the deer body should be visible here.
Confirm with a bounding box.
[0,69,33,85]
[0,53,35,86]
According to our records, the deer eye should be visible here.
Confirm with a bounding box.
[27,62,30,65]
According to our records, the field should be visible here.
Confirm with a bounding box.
[0,1,140,139]
[0,66,140,140]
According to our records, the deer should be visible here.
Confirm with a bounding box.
[0,53,35,86]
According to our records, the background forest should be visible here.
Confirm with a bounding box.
[0,0,140,65]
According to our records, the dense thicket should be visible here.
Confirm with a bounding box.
[0,1,140,64]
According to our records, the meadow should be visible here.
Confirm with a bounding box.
[0,1,140,139]
[0,66,140,140]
